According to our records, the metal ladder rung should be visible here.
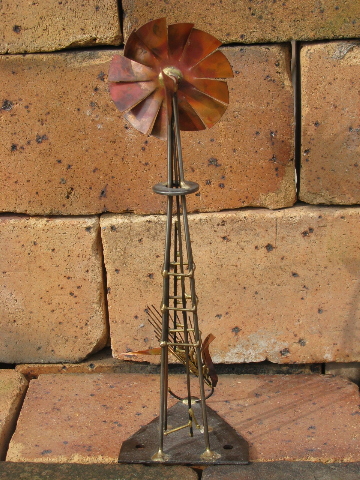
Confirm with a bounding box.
[166,270,193,278]
[160,341,199,348]
[169,294,191,299]
[164,305,196,313]
[169,328,195,333]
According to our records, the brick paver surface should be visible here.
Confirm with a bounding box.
[6,374,360,463]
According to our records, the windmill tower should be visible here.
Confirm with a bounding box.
[109,17,248,465]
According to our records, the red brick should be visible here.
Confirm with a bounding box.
[101,205,360,364]
[0,216,107,363]
[0,46,295,216]
[122,0,360,44]
[0,370,28,460]
[300,41,360,204]
[0,0,121,54]
[6,373,360,462]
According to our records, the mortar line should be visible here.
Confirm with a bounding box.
[293,40,302,196]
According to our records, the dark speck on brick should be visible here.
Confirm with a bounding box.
[13,25,22,33]
[85,226,92,232]
[265,243,274,252]
[208,157,221,167]
[232,326,240,334]
[219,183,225,188]
[292,272,299,277]
[280,348,290,356]
[2,100,13,110]
[36,134,48,144]
[110,225,116,231]
[100,185,107,198]
[11,144,18,152]
[97,71,105,81]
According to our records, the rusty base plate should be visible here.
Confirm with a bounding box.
[118,401,249,465]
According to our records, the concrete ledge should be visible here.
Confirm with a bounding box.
[0,463,197,480]
[203,462,360,480]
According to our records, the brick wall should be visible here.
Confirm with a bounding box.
[1,0,359,367]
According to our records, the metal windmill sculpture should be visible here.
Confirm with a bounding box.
[109,17,248,465]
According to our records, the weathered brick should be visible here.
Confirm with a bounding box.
[101,205,360,364]
[300,41,360,204]
[0,370,28,460]
[0,46,295,216]
[6,374,360,462]
[122,0,360,44]
[0,216,107,363]
[0,0,121,54]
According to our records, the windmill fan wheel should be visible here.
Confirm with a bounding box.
[109,17,233,140]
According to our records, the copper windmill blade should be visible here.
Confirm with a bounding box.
[124,31,160,69]
[185,78,229,105]
[179,81,228,128]
[168,23,194,60]
[191,50,234,79]
[177,97,206,131]
[125,88,164,135]
[109,18,233,137]
[108,55,157,83]
[133,17,169,60]
[109,80,158,113]
[180,28,222,67]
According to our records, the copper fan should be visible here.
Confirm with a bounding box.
[108,17,233,139]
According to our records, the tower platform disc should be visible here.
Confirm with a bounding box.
[118,401,249,465]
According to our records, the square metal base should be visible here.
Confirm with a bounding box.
[119,401,249,465]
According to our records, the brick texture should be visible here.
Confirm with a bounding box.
[122,0,360,44]
[0,216,107,363]
[0,46,295,216]
[300,41,360,204]
[6,373,360,463]
[0,0,121,54]
[0,370,28,461]
[101,205,360,364]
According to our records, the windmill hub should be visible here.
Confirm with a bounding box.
[162,66,183,82]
